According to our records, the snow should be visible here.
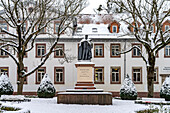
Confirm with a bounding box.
[1,98,150,113]
[0,95,25,101]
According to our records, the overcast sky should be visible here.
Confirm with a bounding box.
[81,0,105,14]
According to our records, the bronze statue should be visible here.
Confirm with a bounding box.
[78,35,92,60]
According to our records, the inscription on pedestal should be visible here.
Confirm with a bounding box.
[77,67,93,82]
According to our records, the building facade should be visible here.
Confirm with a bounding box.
[0,14,170,97]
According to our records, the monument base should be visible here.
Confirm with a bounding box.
[57,92,112,105]
[74,82,96,89]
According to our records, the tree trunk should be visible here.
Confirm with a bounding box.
[17,77,24,95]
[147,53,155,97]
[17,54,24,95]
[147,66,154,97]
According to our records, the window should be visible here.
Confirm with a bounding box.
[54,67,64,84]
[36,24,46,34]
[112,25,117,33]
[151,25,154,33]
[132,67,142,84]
[54,22,63,34]
[94,67,104,84]
[36,67,46,84]
[23,22,27,32]
[92,28,97,33]
[54,44,64,58]
[110,44,121,57]
[94,44,104,58]
[0,44,8,58]
[165,25,169,31]
[76,27,82,33]
[28,7,33,13]
[132,44,142,57]
[0,21,8,33]
[165,44,170,57]
[36,44,46,58]
[0,67,8,76]
[154,67,159,84]
[110,67,121,84]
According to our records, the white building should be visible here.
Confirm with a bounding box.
[0,14,170,97]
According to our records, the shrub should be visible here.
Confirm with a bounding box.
[37,74,56,98]
[120,74,137,100]
[0,73,13,96]
[160,76,170,101]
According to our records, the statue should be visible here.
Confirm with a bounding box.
[78,35,93,61]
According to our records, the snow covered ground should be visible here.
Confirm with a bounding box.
[1,98,152,113]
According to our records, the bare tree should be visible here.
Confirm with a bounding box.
[112,0,170,97]
[0,0,87,94]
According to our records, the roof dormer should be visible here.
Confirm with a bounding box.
[109,20,120,33]
[162,20,170,32]
[92,28,98,33]
[129,21,141,32]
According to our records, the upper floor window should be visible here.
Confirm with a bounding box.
[110,44,121,57]
[94,67,104,84]
[132,67,142,84]
[23,22,27,32]
[112,25,117,33]
[28,7,33,13]
[54,22,63,34]
[0,67,8,76]
[92,28,97,33]
[36,44,46,58]
[0,21,8,33]
[54,44,64,58]
[94,44,104,58]
[36,67,46,84]
[0,45,8,58]
[110,67,121,84]
[54,67,64,84]
[165,44,170,57]
[132,44,142,57]
[151,25,154,33]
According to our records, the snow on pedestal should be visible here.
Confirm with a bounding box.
[0,73,13,96]
[160,76,170,101]
[37,74,56,98]
[120,74,137,100]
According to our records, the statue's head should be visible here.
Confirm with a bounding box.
[85,35,88,40]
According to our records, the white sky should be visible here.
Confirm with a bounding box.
[81,0,106,14]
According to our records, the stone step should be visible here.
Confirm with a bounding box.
[74,86,96,89]
[75,83,94,86]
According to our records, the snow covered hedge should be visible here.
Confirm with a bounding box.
[37,74,56,98]
[0,73,13,96]
[120,74,137,100]
[160,76,170,101]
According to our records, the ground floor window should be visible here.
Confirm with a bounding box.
[132,67,142,84]
[36,67,46,84]
[54,67,64,84]
[154,67,159,84]
[94,67,104,84]
[110,67,121,84]
[0,67,8,76]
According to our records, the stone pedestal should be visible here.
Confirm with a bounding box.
[57,61,112,105]
[75,62,95,89]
